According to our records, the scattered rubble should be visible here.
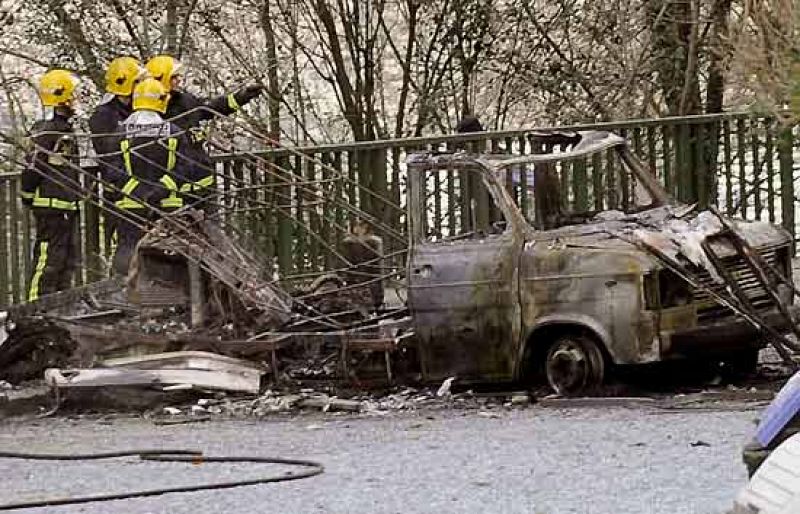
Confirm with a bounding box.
[141,386,520,421]
[0,385,52,418]
[436,377,455,397]
[0,317,76,384]
[0,372,783,420]
[510,393,531,406]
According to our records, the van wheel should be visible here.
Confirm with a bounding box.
[544,334,605,396]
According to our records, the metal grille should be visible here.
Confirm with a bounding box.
[693,246,787,322]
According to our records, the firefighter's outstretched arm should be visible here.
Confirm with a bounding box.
[201,84,264,121]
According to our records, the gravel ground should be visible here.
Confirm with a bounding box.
[0,405,758,514]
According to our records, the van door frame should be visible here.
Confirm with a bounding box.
[406,158,528,382]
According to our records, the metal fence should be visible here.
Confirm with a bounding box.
[0,111,797,306]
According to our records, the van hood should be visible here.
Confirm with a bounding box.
[530,204,791,268]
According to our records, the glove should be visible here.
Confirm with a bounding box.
[235,84,264,105]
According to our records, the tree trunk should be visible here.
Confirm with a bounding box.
[164,0,179,54]
[393,0,417,138]
[706,0,732,114]
[313,0,363,140]
[650,0,701,116]
[260,0,282,143]
[532,140,561,230]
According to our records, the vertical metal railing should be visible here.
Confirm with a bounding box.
[2,111,799,306]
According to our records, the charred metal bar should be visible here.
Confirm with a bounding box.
[188,261,205,328]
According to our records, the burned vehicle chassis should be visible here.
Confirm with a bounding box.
[405,131,797,394]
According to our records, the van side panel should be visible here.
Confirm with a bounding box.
[518,244,658,365]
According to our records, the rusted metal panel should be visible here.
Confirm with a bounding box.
[519,245,656,364]
[409,234,522,382]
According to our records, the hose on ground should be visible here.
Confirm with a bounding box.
[0,449,324,511]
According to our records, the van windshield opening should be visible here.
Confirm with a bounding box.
[495,144,658,230]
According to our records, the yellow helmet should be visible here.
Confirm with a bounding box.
[145,55,184,91]
[104,56,145,95]
[132,78,170,113]
[38,69,80,107]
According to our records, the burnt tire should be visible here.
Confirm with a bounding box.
[544,333,605,396]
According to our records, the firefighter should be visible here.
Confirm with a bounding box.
[89,56,145,163]
[88,56,146,266]
[145,55,263,212]
[108,77,191,276]
[21,69,82,301]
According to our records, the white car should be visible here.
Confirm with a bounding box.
[734,431,800,513]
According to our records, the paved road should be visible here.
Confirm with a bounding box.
[0,406,756,514]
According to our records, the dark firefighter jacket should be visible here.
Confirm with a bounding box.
[165,89,249,194]
[107,110,191,211]
[88,97,131,175]
[21,114,81,211]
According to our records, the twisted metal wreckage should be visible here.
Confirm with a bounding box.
[0,111,799,398]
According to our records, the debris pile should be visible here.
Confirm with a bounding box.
[151,385,525,420]
[0,317,76,384]
[0,205,413,416]
[131,210,293,330]
[5,127,800,411]
[282,352,339,380]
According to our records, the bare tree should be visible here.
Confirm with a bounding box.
[0,0,764,147]
[729,0,797,118]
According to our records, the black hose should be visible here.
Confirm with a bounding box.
[0,449,324,511]
[0,449,201,460]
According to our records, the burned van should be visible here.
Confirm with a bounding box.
[406,131,796,394]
